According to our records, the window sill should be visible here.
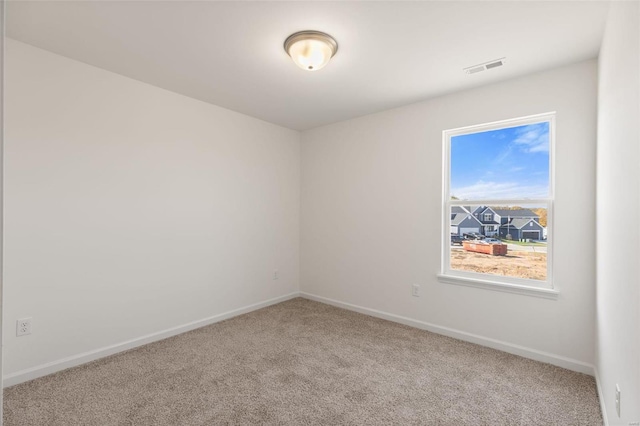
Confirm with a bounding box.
[437,274,559,300]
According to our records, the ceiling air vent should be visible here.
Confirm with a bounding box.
[463,57,506,75]
[467,66,485,74]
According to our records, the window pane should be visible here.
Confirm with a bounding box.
[449,204,547,281]
[450,122,550,200]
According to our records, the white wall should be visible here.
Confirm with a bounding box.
[301,60,597,369]
[3,39,300,379]
[1,1,5,422]
[596,1,640,424]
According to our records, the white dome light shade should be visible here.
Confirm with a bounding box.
[284,31,338,71]
[289,39,332,71]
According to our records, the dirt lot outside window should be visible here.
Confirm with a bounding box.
[450,248,546,281]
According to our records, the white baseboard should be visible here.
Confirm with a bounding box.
[594,367,609,426]
[300,292,596,376]
[3,292,300,388]
[5,290,600,395]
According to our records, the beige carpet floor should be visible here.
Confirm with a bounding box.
[4,298,602,425]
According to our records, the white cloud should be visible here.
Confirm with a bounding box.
[493,145,513,164]
[451,180,548,200]
[512,124,549,153]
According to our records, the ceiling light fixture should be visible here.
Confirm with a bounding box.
[284,30,338,71]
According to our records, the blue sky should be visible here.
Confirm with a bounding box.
[450,122,550,200]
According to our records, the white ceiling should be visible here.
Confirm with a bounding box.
[7,1,610,130]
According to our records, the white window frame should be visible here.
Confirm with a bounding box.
[438,112,557,299]
[483,213,492,221]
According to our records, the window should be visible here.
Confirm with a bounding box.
[440,113,555,298]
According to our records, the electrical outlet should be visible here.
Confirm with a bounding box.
[412,284,420,297]
[16,318,32,337]
[273,270,279,280]
[615,384,621,417]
